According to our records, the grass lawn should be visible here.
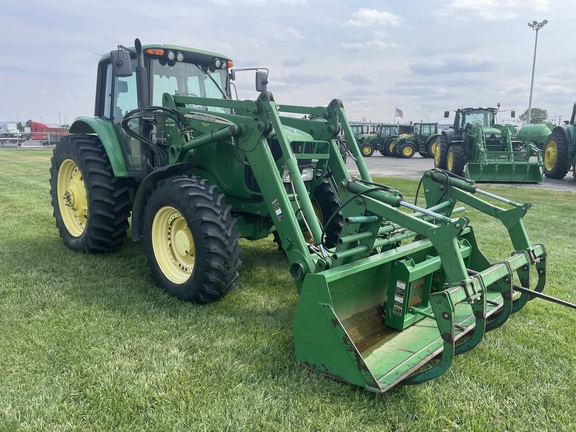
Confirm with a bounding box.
[1,148,575,431]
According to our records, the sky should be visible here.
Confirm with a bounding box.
[1,0,574,127]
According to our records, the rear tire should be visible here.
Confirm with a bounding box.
[434,136,449,169]
[142,176,241,303]
[49,135,131,253]
[382,138,394,157]
[543,130,569,179]
[447,145,466,176]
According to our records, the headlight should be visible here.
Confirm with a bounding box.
[282,167,314,183]
[301,167,314,181]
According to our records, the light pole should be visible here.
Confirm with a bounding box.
[527,19,548,124]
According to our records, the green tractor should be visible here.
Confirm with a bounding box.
[51,39,564,393]
[542,103,576,180]
[350,122,379,157]
[391,122,440,159]
[434,107,543,183]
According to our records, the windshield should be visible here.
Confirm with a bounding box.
[151,59,229,110]
[379,126,397,137]
[463,110,494,128]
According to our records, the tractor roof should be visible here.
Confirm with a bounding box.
[100,44,232,63]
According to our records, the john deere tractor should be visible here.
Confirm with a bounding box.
[542,103,576,180]
[434,107,543,183]
[50,39,564,393]
[391,121,440,159]
[349,122,379,157]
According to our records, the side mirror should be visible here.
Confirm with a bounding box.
[256,70,268,92]
[510,110,516,118]
[111,49,133,77]
[444,111,450,118]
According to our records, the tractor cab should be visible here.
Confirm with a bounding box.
[87,44,237,179]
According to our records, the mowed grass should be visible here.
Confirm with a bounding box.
[1,148,575,431]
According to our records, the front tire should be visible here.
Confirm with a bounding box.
[543,130,569,179]
[49,135,131,253]
[425,138,438,159]
[143,176,241,303]
[361,143,374,157]
[399,142,416,158]
[312,180,343,248]
[434,136,449,169]
[447,145,467,176]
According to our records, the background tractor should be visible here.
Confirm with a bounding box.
[542,103,576,180]
[50,39,557,393]
[350,121,379,157]
[377,123,414,157]
[391,121,440,159]
[434,107,543,183]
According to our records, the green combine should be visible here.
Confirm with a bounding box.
[50,39,572,393]
[434,107,543,183]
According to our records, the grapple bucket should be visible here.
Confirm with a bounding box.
[466,159,543,183]
[292,170,547,392]
[465,145,543,183]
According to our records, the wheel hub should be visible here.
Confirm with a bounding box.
[57,160,88,237]
[153,206,195,284]
[174,229,193,257]
[544,142,557,171]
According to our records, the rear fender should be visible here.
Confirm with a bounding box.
[442,129,455,145]
[425,133,441,148]
[551,124,576,159]
[69,117,129,177]
[131,163,196,242]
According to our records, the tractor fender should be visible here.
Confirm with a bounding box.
[441,129,455,145]
[69,117,129,177]
[425,133,441,147]
[550,124,576,159]
[131,163,196,242]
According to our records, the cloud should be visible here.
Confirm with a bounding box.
[281,73,333,85]
[208,0,307,5]
[410,56,495,75]
[342,40,396,50]
[345,8,403,27]
[342,74,374,86]
[439,0,550,20]
[283,59,306,67]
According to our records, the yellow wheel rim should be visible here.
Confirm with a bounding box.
[544,141,557,171]
[362,145,371,155]
[403,146,413,157]
[152,206,194,284]
[447,150,454,170]
[389,142,396,153]
[57,159,88,237]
